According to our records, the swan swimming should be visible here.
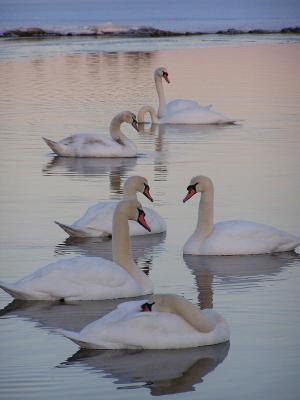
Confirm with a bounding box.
[138,67,236,125]
[60,294,230,349]
[183,175,300,255]
[43,111,139,158]
[55,175,167,237]
[0,200,153,301]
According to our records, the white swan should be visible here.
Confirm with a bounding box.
[60,294,230,349]
[0,200,153,301]
[139,67,236,125]
[183,175,300,255]
[43,111,139,158]
[55,175,167,238]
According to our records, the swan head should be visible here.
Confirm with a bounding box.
[116,200,151,232]
[155,67,170,83]
[125,176,153,202]
[141,301,155,312]
[118,111,139,132]
[183,176,213,203]
[141,294,181,312]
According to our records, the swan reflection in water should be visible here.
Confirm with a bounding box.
[183,252,300,309]
[43,156,137,196]
[139,120,232,183]
[60,342,229,396]
[55,231,166,275]
[0,297,146,332]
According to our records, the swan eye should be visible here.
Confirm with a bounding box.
[137,208,145,217]
[187,183,197,192]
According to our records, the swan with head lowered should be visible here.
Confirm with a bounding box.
[60,294,230,349]
[43,111,139,158]
[183,175,300,255]
[55,175,166,238]
[137,68,236,125]
[0,200,153,301]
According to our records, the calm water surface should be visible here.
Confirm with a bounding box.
[0,40,300,399]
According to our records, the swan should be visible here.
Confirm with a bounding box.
[55,175,167,238]
[60,294,230,349]
[139,67,236,125]
[43,111,139,158]
[0,200,153,301]
[183,175,300,255]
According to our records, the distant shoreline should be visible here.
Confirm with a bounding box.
[1,25,300,38]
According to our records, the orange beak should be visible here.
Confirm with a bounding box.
[143,185,154,202]
[137,209,151,232]
[183,186,197,203]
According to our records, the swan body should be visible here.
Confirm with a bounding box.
[55,176,166,238]
[61,294,230,349]
[183,176,300,255]
[0,200,153,301]
[138,68,235,125]
[43,111,139,158]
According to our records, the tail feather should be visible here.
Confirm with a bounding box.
[59,329,91,348]
[277,238,300,252]
[43,137,64,156]
[55,221,96,238]
[0,281,28,300]
[55,221,110,238]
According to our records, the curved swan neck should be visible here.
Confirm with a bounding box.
[194,185,214,240]
[122,180,138,201]
[153,295,214,333]
[137,106,158,124]
[155,74,166,118]
[109,114,128,142]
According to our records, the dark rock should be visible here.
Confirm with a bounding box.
[216,29,245,35]
[280,26,300,34]
[2,27,61,37]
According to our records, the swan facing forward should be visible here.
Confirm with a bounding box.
[61,294,230,349]
[139,67,235,125]
[183,175,300,255]
[0,200,153,301]
[43,111,139,158]
[55,175,166,238]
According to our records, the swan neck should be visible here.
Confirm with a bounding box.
[122,182,138,201]
[195,186,214,239]
[177,301,214,333]
[137,106,158,123]
[155,75,166,118]
[112,210,150,289]
[112,212,134,271]
[109,115,126,141]
[160,296,214,333]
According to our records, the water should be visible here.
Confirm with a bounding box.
[0,35,300,399]
[1,0,300,33]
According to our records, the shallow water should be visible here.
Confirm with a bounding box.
[0,41,300,399]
